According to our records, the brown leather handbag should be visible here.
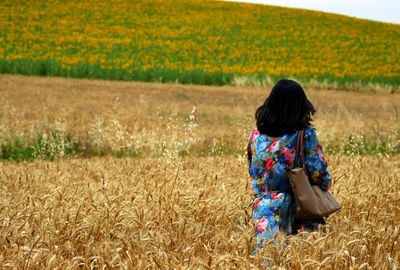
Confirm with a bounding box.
[286,130,342,220]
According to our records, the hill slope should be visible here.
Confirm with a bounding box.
[0,0,399,91]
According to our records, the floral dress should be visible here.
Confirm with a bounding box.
[247,127,331,253]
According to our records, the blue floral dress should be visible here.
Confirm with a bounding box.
[247,127,331,253]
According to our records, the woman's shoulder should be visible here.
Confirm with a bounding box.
[304,126,317,138]
[250,128,299,143]
[303,127,321,148]
[248,128,260,138]
[249,128,318,142]
[248,128,260,144]
[248,128,274,145]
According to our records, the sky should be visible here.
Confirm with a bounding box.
[225,0,400,24]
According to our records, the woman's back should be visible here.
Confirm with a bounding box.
[248,128,297,195]
[248,126,331,253]
[248,127,331,196]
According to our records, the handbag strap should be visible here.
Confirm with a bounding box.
[294,130,307,171]
[294,130,301,168]
[300,130,307,171]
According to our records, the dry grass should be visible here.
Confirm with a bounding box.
[0,74,399,268]
[1,74,399,155]
[0,156,399,268]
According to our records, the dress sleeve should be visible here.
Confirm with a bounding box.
[302,128,332,191]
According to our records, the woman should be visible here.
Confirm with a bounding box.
[247,79,331,254]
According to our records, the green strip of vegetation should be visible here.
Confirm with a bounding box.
[325,134,400,155]
[1,130,399,162]
[0,130,80,161]
[1,59,399,92]
[0,59,234,86]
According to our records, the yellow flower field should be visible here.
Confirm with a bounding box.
[0,0,399,90]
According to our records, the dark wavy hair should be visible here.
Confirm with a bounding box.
[255,79,316,137]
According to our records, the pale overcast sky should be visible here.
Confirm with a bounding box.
[225,0,400,24]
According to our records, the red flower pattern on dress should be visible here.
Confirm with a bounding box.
[257,217,268,234]
[253,198,261,208]
[270,192,280,201]
[265,158,274,170]
[281,147,296,165]
[268,140,280,152]
[317,144,327,162]
[251,129,260,143]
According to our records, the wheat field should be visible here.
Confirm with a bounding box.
[0,74,399,268]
